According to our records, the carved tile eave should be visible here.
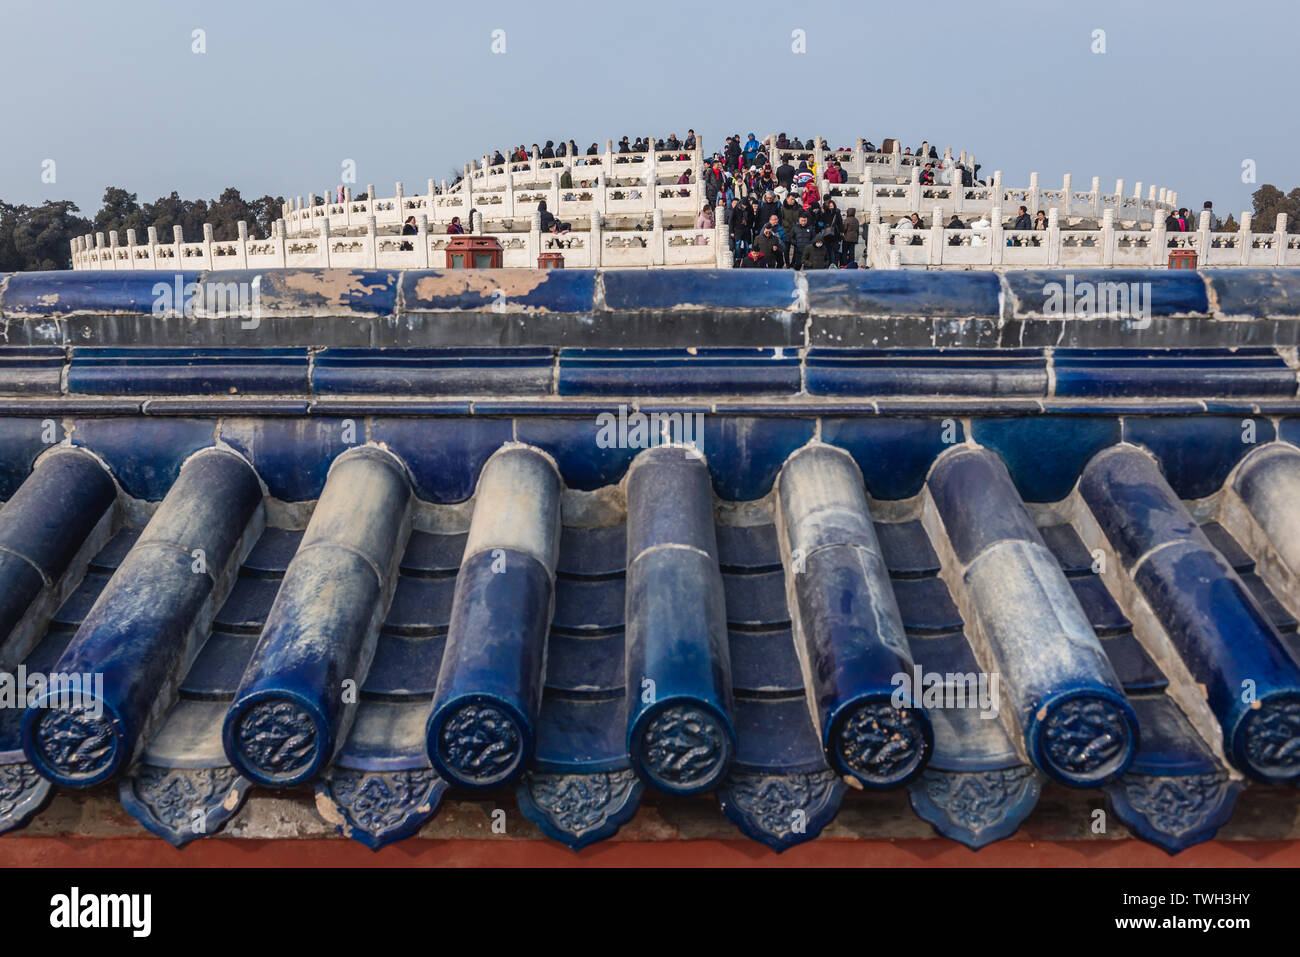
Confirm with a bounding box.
[908,765,1043,849]
[0,762,53,835]
[118,764,250,847]
[1105,770,1244,855]
[718,769,847,852]
[315,767,448,850]
[517,769,643,851]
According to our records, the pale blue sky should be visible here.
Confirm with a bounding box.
[0,0,1291,218]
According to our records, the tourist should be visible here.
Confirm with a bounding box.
[802,231,834,269]
[1034,210,1049,230]
[542,141,555,159]
[1012,206,1032,231]
[684,129,696,150]
[750,221,783,267]
[801,178,821,210]
[446,216,465,234]
[1202,200,1216,230]
[743,133,760,166]
[560,167,573,189]
[841,208,860,265]
[697,204,715,231]
[399,215,417,250]
[538,201,556,233]
[821,198,844,253]
[946,213,965,245]
[789,212,816,268]
[776,157,796,190]
[1178,208,1193,230]
[587,143,599,155]
[920,163,935,187]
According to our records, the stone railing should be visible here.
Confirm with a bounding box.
[281,175,704,238]
[868,208,1297,269]
[69,210,733,271]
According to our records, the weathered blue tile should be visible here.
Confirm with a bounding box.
[362,635,445,697]
[241,528,303,576]
[368,417,514,502]
[722,570,791,629]
[602,269,795,312]
[702,416,815,500]
[552,577,625,634]
[0,419,53,500]
[1039,523,1097,575]
[892,577,963,635]
[731,695,831,775]
[315,347,554,395]
[181,631,261,698]
[807,348,1046,397]
[559,347,800,396]
[555,524,624,578]
[399,530,466,577]
[716,523,781,573]
[532,694,629,773]
[805,270,1002,317]
[69,347,310,395]
[195,268,397,317]
[1122,416,1273,499]
[542,632,625,694]
[515,416,638,490]
[875,520,941,578]
[822,417,962,500]
[401,269,594,314]
[1069,575,1131,636]
[1005,270,1210,317]
[1,270,203,317]
[71,417,217,501]
[971,416,1120,502]
[1200,522,1254,573]
[0,347,64,394]
[382,576,455,635]
[728,628,804,694]
[1100,634,1168,693]
[225,448,408,787]
[219,417,357,501]
[1053,348,1295,399]
[1205,269,1300,319]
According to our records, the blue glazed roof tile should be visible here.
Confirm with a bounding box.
[5,269,1300,855]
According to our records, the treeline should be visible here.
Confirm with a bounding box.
[0,186,286,271]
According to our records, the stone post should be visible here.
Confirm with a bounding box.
[147,226,159,268]
[908,165,921,213]
[1197,210,1212,265]
[318,219,330,268]
[853,138,865,178]
[366,184,376,219]
[1091,177,1101,219]
[1047,207,1061,266]
[589,210,603,268]
[1101,208,1116,266]
[1151,207,1168,265]
[715,214,730,268]
[416,214,429,268]
[1028,171,1040,217]
[531,209,543,267]
[172,225,184,267]
[366,216,378,269]
[1061,173,1072,218]
[929,205,944,266]
[202,222,215,270]
[1276,213,1289,266]
[237,220,249,268]
[1238,212,1253,266]
[652,208,665,267]
[989,206,1004,265]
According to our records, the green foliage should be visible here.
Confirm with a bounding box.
[0,186,286,270]
[1250,185,1300,233]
